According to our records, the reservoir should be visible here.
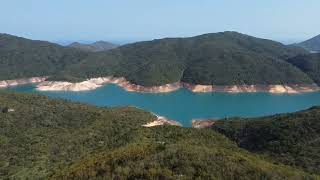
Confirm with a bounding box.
[7,84,320,126]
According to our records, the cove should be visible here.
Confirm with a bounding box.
[6,84,320,126]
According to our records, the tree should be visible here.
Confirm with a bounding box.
[2,107,9,113]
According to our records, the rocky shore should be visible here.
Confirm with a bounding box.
[186,84,320,94]
[0,77,47,88]
[192,119,216,129]
[36,77,182,92]
[1,76,318,94]
[142,115,182,127]
[36,76,320,94]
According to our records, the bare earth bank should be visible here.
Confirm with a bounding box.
[0,77,47,88]
[36,76,319,94]
[0,76,319,94]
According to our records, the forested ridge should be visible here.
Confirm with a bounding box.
[296,34,320,52]
[67,41,118,52]
[211,106,320,175]
[56,31,313,86]
[0,33,89,81]
[287,53,320,85]
[2,32,320,87]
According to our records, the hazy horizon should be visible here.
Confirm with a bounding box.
[1,0,319,45]
[51,32,314,46]
[2,31,314,46]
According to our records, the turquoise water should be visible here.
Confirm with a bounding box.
[6,84,320,126]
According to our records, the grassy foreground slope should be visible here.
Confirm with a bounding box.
[211,107,320,175]
[0,92,316,179]
[0,34,89,80]
[57,31,313,86]
[287,53,320,85]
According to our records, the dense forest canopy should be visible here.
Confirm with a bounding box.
[296,34,320,52]
[287,53,320,85]
[2,32,320,86]
[0,33,89,80]
[67,41,118,52]
[211,106,320,175]
[56,31,313,86]
[0,92,319,179]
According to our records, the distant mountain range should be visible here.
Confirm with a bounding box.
[56,31,313,86]
[1,32,320,87]
[295,34,320,52]
[67,41,118,52]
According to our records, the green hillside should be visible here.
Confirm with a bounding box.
[287,53,320,85]
[211,107,320,175]
[0,34,89,80]
[296,34,320,52]
[68,41,118,52]
[55,31,312,86]
[0,32,315,86]
[0,92,317,179]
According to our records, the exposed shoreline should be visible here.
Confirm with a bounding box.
[36,76,320,94]
[0,77,47,88]
[192,119,216,129]
[0,76,319,94]
[142,115,182,127]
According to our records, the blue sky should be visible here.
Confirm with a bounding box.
[0,0,319,44]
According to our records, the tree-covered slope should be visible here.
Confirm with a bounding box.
[56,31,312,86]
[0,34,89,80]
[0,92,316,179]
[211,107,320,175]
[287,53,320,85]
[0,32,314,86]
[68,41,118,52]
[296,34,320,52]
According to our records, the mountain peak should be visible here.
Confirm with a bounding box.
[68,41,118,52]
[296,34,320,52]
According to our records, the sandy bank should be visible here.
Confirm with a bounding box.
[142,116,182,127]
[0,77,47,88]
[36,76,320,94]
